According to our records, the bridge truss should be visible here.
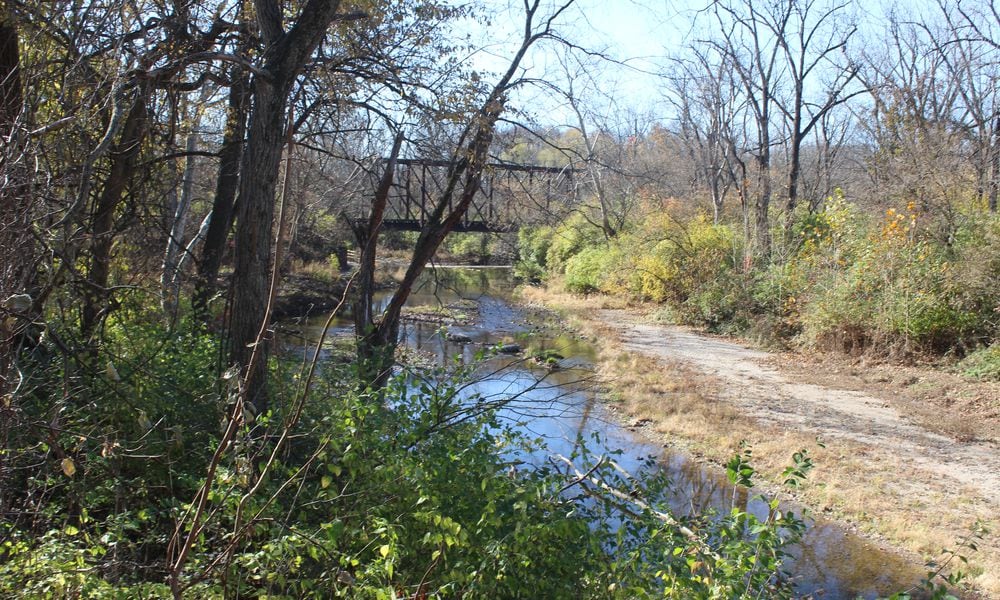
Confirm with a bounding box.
[372,158,578,233]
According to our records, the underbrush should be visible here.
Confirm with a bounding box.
[518,196,1000,360]
[958,344,1000,381]
[1,307,818,598]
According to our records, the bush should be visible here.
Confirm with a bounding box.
[620,215,747,329]
[2,340,810,598]
[798,201,999,354]
[1,310,223,597]
[564,245,616,293]
[444,232,493,263]
[959,345,1000,381]
[545,213,607,274]
[531,195,998,356]
[514,225,554,281]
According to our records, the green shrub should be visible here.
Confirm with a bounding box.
[564,245,615,293]
[514,225,554,281]
[621,215,747,329]
[546,213,607,274]
[532,195,996,354]
[1,309,223,598]
[799,201,999,353]
[2,339,810,599]
[445,232,492,262]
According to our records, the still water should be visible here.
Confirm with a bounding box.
[281,266,930,599]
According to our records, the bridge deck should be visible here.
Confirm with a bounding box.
[375,219,513,233]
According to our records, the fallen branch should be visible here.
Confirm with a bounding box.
[552,453,697,540]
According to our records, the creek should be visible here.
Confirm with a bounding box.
[280,266,930,599]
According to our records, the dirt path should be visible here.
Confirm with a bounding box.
[601,309,1000,502]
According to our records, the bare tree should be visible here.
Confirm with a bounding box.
[936,0,1000,212]
[772,0,862,218]
[352,0,578,388]
[804,100,855,206]
[548,50,647,238]
[664,44,745,223]
[858,12,968,215]
[707,0,790,258]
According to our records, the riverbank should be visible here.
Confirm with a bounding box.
[518,285,1000,598]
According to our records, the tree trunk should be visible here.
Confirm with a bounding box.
[1,0,25,295]
[709,167,722,224]
[349,0,565,390]
[1,0,27,409]
[80,94,148,341]
[0,1,19,128]
[755,150,772,260]
[229,76,288,414]
[353,135,404,388]
[754,87,773,260]
[786,134,801,216]
[194,68,248,318]
[228,0,345,415]
[990,114,1000,213]
[175,211,212,278]
[358,114,499,388]
[161,124,200,321]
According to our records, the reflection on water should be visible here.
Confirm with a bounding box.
[283,266,931,599]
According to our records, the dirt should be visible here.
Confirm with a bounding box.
[599,310,1000,502]
[587,308,1000,596]
[780,353,1000,444]
[272,272,350,319]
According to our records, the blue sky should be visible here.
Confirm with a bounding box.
[458,0,911,127]
[459,0,689,124]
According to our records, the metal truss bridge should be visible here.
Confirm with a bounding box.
[373,158,577,233]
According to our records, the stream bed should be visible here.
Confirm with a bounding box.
[281,266,931,599]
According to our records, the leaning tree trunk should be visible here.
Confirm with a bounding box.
[352,2,567,389]
[352,135,404,388]
[357,111,500,388]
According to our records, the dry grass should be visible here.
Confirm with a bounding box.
[519,285,1000,598]
[291,259,341,284]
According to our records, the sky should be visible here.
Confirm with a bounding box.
[459,0,694,125]
[457,0,929,128]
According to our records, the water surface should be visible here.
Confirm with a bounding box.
[281,266,931,599]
